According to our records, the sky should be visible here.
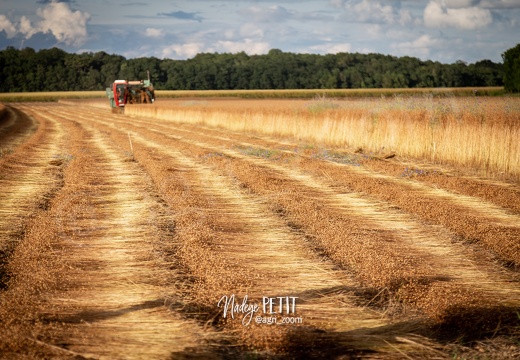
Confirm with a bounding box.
[0,0,519,64]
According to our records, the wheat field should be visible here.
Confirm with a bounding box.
[0,96,519,359]
[124,96,520,181]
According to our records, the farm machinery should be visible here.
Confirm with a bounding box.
[106,72,155,110]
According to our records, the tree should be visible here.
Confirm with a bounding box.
[502,44,520,93]
[0,46,507,92]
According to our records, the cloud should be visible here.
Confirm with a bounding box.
[145,28,163,38]
[443,0,480,8]
[159,11,203,22]
[297,12,335,22]
[308,43,352,54]
[479,0,520,9]
[121,2,148,6]
[239,4,333,24]
[36,0,74,3]
[424,0,492,30]
[392,34,443,58]
[239,5,292,23]
[330,0,346,8]
[162,42,205,59]
[352,0,397,23]
[2,1,90,46]
[211,39,270,54]
[0,15,17,38]
[398,9,413,26]
[36,2,90,46]
[402,0,520,11]
[160,38,270,59]
[240,23,264,38]
[336,0,413,25]
[19,16,37,39]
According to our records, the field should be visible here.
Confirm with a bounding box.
[0,94,519,359]
[0,86,506,103]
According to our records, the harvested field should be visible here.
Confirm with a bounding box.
[0,99,519,359]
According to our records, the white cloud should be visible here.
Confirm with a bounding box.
[239,4,332,24]
[2,2,91,46]
[19,16,37,39]
[353,0,396,24]
[145,28,163,38]
[211,39,270,55]
[424,0,492,30]
[443,0,480,8]
[224,29,235,40]
[308,43,352,54]
[330,0,345,8]
[160,39,269,59]
[393,34,443,58]
[365,24,383,38]
[0,15,17,38]
[162,43,205,59]
[398,9,413,26]
[240,23,264,38]
[336,0,412,25]
[240,5,292,23]
[480,0,520,9]
[36,2,90,46]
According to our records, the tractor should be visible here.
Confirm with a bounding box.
[106,71,155,111]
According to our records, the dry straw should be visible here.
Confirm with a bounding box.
[125,96,520,181]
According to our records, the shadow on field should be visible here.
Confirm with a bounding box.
[432,304,520,342]
[43,299,164,324]
[169,313,520,359]
[164,284,519,358]
[168,320,427,359]
[39,286,520,358]
[290,284,520,342]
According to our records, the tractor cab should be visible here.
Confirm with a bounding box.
[113,80,128,108]
[106,73,155,109]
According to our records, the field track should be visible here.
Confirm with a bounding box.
[0,102,519,359]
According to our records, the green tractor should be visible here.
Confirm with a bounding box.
[106,72,155,111]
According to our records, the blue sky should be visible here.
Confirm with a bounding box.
[0,0,519,63]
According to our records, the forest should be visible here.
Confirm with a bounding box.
[0,46,509,92]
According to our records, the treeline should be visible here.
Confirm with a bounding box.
[0,46,505,92]
[503,43,520,93]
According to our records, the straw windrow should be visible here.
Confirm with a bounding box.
[1,101,519,358]
[85,104,519,339]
